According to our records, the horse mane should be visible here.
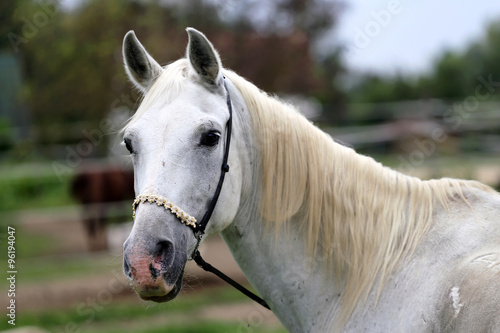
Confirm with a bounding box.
[223,69,495,325]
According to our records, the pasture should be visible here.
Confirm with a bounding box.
[1,154,499,332]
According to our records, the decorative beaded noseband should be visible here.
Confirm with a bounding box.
[132,193,197,228]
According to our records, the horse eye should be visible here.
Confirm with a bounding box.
[124,138,134,154]
[200,131,220,147]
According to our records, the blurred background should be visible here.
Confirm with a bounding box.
[2,0,500,332]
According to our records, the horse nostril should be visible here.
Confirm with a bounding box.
[123,255,132,279]
[154,240,175,273]
[123,239,175,282]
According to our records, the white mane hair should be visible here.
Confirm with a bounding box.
[222,69,496,325]
[122,58,496,324]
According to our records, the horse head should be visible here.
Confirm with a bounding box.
[121,29,243,302]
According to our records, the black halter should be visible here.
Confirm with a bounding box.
[191,79,233,239]
[187,78,270,310]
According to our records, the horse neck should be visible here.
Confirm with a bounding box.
[219,82,341,331]
[221,181,340,332]
[221,76,496,330]
[222,116,428,330]
[222,77,443,329]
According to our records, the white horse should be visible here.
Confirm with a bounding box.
[121,28,500,332]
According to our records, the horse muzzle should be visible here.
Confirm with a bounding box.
[123,235,186,302]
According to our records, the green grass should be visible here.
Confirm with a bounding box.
[0,171,75,212]
[0,223,58,259]
[16,252,123,283]
[1,287,288,332]
[93,321,287,333]
[4,155,498,333]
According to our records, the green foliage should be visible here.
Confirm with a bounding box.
[349,74,419,103]
[347,19,500,104]
[0,117,14,150]
[20,1,140,144]
[0,285,287,332]
[0,169,74,212]
[430,51,468,99]
[5,0,345,150]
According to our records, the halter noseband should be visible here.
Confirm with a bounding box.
[131,78,270,310]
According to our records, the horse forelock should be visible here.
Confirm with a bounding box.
[122,59,189,132]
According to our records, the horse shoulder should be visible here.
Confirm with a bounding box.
[437,251,500,332]
[435,187,500,332]
[360,187,500,332]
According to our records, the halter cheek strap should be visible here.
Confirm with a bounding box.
[131,78,270,310]
[192,78,233,238]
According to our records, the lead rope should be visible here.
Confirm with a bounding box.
[132,78,270,311]
[192,250,270,309]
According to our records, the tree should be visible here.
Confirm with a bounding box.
[7,0,346,155]
[347,18,500,106]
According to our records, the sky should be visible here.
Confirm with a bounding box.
[335,0,500,75]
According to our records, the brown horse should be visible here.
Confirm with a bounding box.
[71,165,134,251]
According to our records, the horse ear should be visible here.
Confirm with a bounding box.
[123,31,163,92]
[186,28,222,86]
